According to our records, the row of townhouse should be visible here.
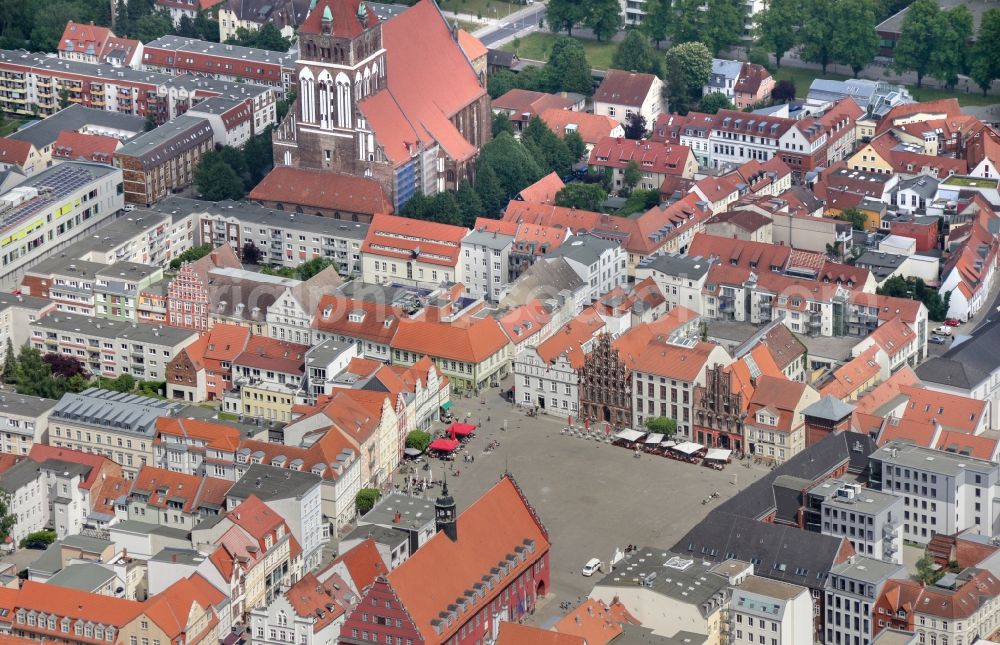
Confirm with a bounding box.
[141,35,296,91]
[0,48,277,128]
[649,99,863,175]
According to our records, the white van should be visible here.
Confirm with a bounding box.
[933,326,952,336]
[581,558,602,576]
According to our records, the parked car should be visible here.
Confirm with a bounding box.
[933,326,953,336]
[581,558,602,576]
[929,335,946,345]
[944,319,961,326]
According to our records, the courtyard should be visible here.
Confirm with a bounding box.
[391,384,773,627]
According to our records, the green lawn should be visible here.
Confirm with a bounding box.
[772,66,998,108]
[501,32,619,70]
[438,0,522,20]
[0,118,24,137]
[457,19,485,33]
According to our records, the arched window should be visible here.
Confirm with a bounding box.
[317,70,332,129]
[336,72,351,128]
[298,69,315,123]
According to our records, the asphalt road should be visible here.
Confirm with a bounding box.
[476,5,546,47]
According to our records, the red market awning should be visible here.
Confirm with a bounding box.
[428,438,460,452]
[448,422,476,438]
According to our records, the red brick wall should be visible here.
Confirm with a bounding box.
[890,221,938,253]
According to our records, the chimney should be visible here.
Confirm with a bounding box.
[393,511,401,524]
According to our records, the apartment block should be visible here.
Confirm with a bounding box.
[142,35,294,91]
[0,162,124,290]
[805,479,904,564]
[869,440,1000,544]
[824,556,905,645]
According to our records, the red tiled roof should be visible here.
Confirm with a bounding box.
[248,167,393,215]
[361,213,465,267]
[27,445,117,490]
[391,315,510,363]
[0,138,33,166]
[496,624,584,645]
[12,581,143,630]
[593,70,657,107]
[233,336,308,374]
[540,108,622,146]
[554,599,638,645]
[325,537,389,592]
[51,130,118,163]
[877,99,962,135]
[865,315,915,358]
[899,385,985,434]
[143,574,226,640]
[499,300,551,344]
[517,172,565,205]
[457,29,487,62]
[536,307,605,369]
[492,89,575,120]
[283,572,348,632]
[312,295,403,344]
[934,431,999,461]
[589,137,693,176]
[58,21,113,56]
[820,346,880,400]
[386,476,549,642]
[129,465,231,514]
[155,417,243,452]
[733,62,771,96]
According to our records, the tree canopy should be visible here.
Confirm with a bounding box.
[612,30,662,76]
[170,244,212,270]
[699,92,733,114]
[545,0,588,36]
[584,0,623,41]
[555,183,606,211]
[669,0,744,55]
[522,116,575,177]
[971,9,1000,94]
[664,41,713,115]
[226,23,292,52]
[894,0,968,87]
[753,0,802,68]
[195,152,246,202]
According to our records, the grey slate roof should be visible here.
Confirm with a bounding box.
[546,233,618,266]
[145,35,295,68]
[0,459,40,491]
[915,317,1000,390]
[360,492,435,532]
[228,464,321,501]
[503,257,586,306]
[829,555,905,586]
[0,392,59,418]
[462,229,514,251]
[802,395,855,422]
[52,388,180,437]
[341,524,409,550]
[115,115,213,170]
[637,253,714,280]
[150,547,207,565]
[33,312,197,347]
[9,104,144,149]
[46,562,116,592]
[672,510,846,592]
[896,175,939,198]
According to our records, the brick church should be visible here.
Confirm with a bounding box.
[273,0,491,209]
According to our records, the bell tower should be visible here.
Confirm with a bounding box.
[435,474,458,542]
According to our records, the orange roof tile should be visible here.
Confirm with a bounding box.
[853,367,920,416]
[0,138,33,166]
[129,466,231,514]
[516,172,565,205]
[143,574,226,640]
[248,167,393,215]
[497,623,584,645]
[589,137,693,176]
[492,89,575,119]
[392,315,510,363]
[593,70,658,107]
[386,476,549,642]
[361,213,465,267]
[899,385,985,434]
[13,581,143,632]
[313,295,403,344]
[234,336,308,374]
[536,307,606,369]
[457,29,487,62]
[540,108,622,145]
[325,537,389,593]
[27,445,117,490]
[876,417,938,448]
[283,572,349,632]
[865,316,915,358]
[934,430,999,461]
[155,417,242,452]
[51,130,119,163]
[820,346,880,400]
[499,300,551,344]
[554,599,638,645]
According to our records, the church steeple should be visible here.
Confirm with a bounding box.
[435,473,458,542]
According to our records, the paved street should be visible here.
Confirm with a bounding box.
[392,382,772,627]
[473,4,546,48]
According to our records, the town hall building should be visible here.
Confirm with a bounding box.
[273,0,491,209]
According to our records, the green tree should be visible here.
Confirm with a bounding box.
[0,492,15,545]
[243,127,275,187]
[477,133,542,205]
[699,91,733,114]
[170,244,212,269]
[946,5,973,76]
[894,0,945,87]
[564,130,586,162]
[19,529,56,550]
[455,180,484,227]
[58,87,71,110]
[177,14,197,37]
[112,373,136,393]
[545,0,587,35]
[664,41,713,114]
[753,0,802,67]
[645,416,677,437]
[701,0,745,55]
[554,183,606,211]
[971,9,1000,94]
[585,0,624,41]
[294,256,338,280]
[30,1,84,51]
[639,0,670,49]
[916,551,940,584]
[771,79,796,102]
[612,30,662,75]
[838,207,868,230]
[544,37,594,95]
[227,22,292,51]
[14,346,53,397]
[2,339,16,384]
[193,11,220,41]
[216,146,249,181]
[405,430,432,453]
[522,116,574,176]
[800,0,839,73]
[195,152,246,201]
[618,188,660,215]
[641,0,671,47]
[623,112,647,139]
[488,69,519,99]
[356,488,381,515]
[241,240,263,265]
[492,112,515,138]
[144,112,158,132]
[832,0,879,76]
[474,163,507,217]
[428,191,462,226]
[134,10,173,43]
[623,160,642,191]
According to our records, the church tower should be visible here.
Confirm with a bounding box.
[435,475,458,542]
[288,0,387,172]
